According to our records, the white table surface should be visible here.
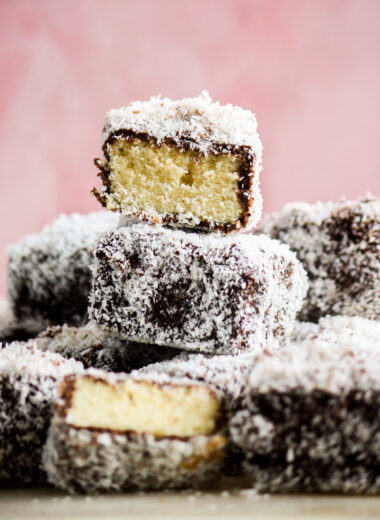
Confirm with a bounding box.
[1,488,380,520]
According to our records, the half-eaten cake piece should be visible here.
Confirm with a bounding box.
[43,372,226,493]
[93,91,263,232]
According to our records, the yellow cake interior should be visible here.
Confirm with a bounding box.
[66,376,222,438]
[103,138,244,224]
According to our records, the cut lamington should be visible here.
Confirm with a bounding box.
[7,212,119,334]
[89,223,308,354]
[0,341,83,484]
[93,91,263,232]
[36,322,183,373]
[230,324,380,493]
[261,195,380,322]
[43,371,226,493]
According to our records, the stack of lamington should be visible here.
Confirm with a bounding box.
[2,92,379,495]
[47,91,307,493]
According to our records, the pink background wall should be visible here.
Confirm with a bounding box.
[0,0,379,296]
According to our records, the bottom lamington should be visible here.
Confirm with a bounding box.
[0,341,83,484]
[230,328,380,493]
[43,371,227,493]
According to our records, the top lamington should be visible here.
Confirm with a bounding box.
[96,92,263,232]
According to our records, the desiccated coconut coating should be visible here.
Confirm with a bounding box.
[44,420,226,494]
[93,91,263,233]
[89,223,308,354]
[43,371,227,494]
[36,322,183,372]
[7,211,119,334]
[138,352,255,409]
[230,333,380,493]
[261,196,380,322]
[291,314,380,344]
[0,341,83,484]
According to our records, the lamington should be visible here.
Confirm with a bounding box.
[93,91,263,232]
[261,196,380,322]
[36,322,183,372]
[43,371,227,493]
[230,329,380,493]
[7,211,119,334]
[89,223,308,354]
[0,341,83,484]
